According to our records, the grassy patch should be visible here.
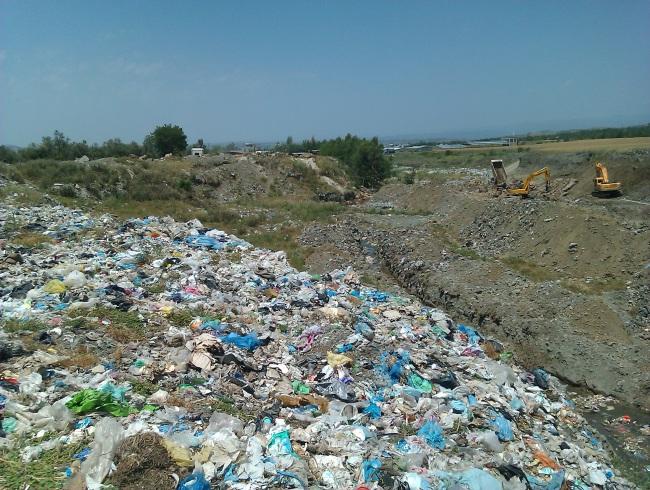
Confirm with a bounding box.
[0,438,88,490]
[245,227,313,270]
[2,318,47,333]
[57,347,99,369]
[128,378,158,397]
[500,256,558,282]
[399,423,417,437]
[208,396,256,422]
[560,277,627,295]
[9,231,53,248]
[0,183,47,206]
[70,306,146,341]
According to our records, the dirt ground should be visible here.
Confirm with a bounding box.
[301,150,650,409]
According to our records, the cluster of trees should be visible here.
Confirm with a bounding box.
[274,134,392,187]
[319,135,392,188]
[0,125,191,163]
[523,123,650,142]
[0,131,143,163]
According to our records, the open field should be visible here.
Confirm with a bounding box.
[519,136,650,152]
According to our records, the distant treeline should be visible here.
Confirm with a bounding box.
[522,123,650,142]
[274,134,392,187]
[0,130,392,188]
[0,131,145,164]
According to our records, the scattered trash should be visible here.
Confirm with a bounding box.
[0,203,635,489]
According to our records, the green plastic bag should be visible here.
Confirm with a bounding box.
[408,373,433,393]
[291,380,310,395]
[66,389,133,416]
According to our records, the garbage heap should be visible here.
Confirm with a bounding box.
[0,202,632,489]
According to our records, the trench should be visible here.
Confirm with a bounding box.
[355,229,650,485]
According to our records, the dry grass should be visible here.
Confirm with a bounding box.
[57,348,100,369]
[9,231,53,248]
[520,137,650,152]
[560,277,627,295]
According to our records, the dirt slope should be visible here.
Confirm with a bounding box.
[301,151,650,408]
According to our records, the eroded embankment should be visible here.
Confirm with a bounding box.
[301,210,650,410]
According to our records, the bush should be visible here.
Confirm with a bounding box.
[319,134,392,188]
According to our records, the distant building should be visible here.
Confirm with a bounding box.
[191,147,204,157]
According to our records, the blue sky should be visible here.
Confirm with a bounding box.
[1,0,649,145]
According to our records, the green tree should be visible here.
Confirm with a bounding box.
[146,124,187,157]
[0,145,17,163]
[319,134,392,188]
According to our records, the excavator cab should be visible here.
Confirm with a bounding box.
[593,162,622,196]
[507,167,550,197]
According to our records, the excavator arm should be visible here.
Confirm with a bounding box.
[507,167,550,197]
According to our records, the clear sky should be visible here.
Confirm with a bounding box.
[1,0,649,146]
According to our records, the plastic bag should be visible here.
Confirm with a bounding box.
[163,438,194,467]
[66,389,133,416]
[63,270,86,288]
[220,332,263,351]
[526,470,565,490]
[268,429,294,456]
[80,418,124,487]
[362,458,382,482]
[532,368,550,389]
[457,324,481,345]
[185,235,224,250]
[206,411,244,435]
[327,351,353,367]
[491,413,514,441]
[19,372,43,396]
[177,470,211,490]
[417,420,445,449]
[43,279,66,294]
[408,373,433,393]
[434,468,502,490]
[292,380,311,394]
[363,402,381,419]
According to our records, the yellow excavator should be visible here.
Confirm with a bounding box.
[507,167,550,197]
[593,162,622,196]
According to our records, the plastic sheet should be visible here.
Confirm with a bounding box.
[66,389,134,416]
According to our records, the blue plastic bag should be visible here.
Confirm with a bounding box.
[434,468,501,490]
[220,332,263,351]
[363,402,381,419]
[177,471,210,490]
[185,235,224,250]
[335,343,354,353]
[378,350,410,383]
[418,420,445,449]
[362,459,382,482]
[491,413,514,441]
[526,470,565,490]
[457,324,481,345]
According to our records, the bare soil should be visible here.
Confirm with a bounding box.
[301,150,650,409]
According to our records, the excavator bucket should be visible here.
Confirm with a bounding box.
[491,160,507,188]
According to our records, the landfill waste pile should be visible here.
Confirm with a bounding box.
[0,202,636,489]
